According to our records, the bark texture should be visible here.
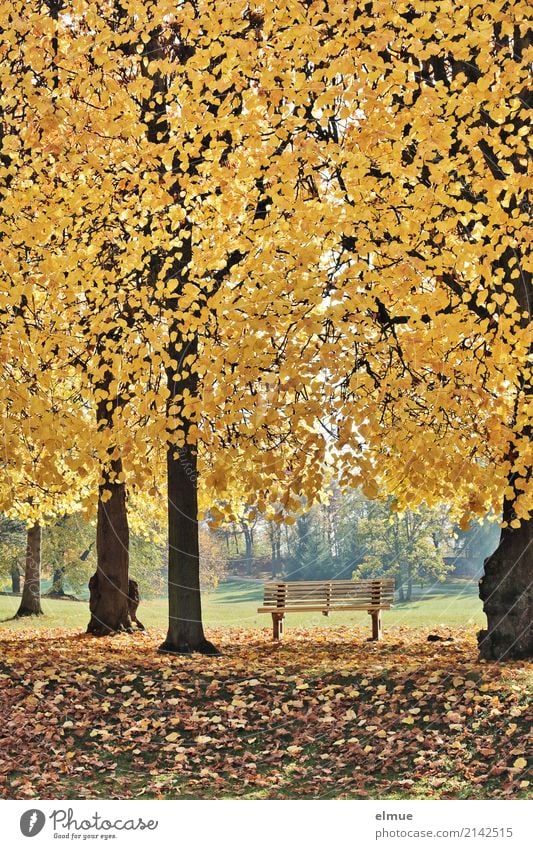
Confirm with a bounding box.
[478,515,533,660]
[15,524,43,617]
[159,440,219,655]
[127,579,145,630]
[87,469,133,635]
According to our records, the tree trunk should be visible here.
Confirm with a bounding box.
[158,321,218,655]
[242,525,254,572]
[15,524,43,617]
[51,567,66,596]
[478,513,532,660]
[11,562,21,594]
[86,344,133,635]
[159,441,219,655]
[270,529,282,578]
[406,563,413,602]
[87,465,132,635]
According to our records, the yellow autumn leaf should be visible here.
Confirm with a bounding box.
[165,732,180,743]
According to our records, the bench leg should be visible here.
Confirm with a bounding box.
[369,610,382,641]
[272,613,284,641]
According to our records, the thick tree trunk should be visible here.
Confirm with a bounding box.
[87,466,132,635]
[15,524,43,617]
[478,513,532,660]
[86,346,134,635]
[159,321,218,655]
[159,442,219,655]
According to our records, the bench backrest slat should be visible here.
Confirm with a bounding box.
[261,579,394,608]
[263,580,391,587]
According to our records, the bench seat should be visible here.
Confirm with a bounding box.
[258,578,394,640]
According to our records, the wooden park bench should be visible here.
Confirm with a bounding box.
[258,578,394,641]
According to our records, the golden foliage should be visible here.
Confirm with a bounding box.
[0,0,530,525]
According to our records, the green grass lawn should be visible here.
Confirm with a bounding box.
[0,577,484,633]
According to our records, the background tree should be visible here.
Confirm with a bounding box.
[0,516,25,593]
[285,510,335,581]
[14,524,43,617]
[352,502,452,601]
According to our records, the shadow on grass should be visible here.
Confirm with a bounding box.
[213,589,263,604]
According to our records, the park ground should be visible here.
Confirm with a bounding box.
[0,580,531,800]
